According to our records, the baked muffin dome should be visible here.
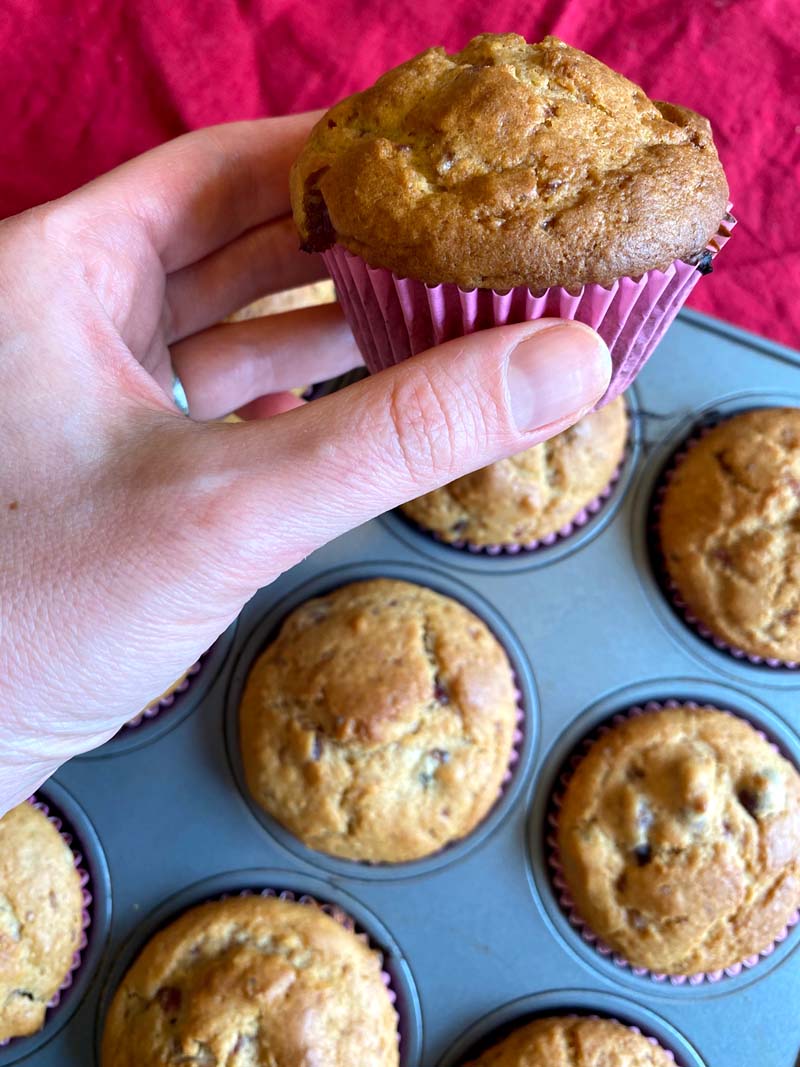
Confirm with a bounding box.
[401,395,627,546]
[659,407,800,662]
[101,895,398,1067]
[291,33,729,290]
[239,578,519,862]
[0,801,84,1042]
[556,705,800,974]
[463,1015,673,1066]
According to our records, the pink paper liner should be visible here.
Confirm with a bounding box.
[0,797,93,1047]
[650,420,800,669]
[183,888,400,1045]
[501,696,525,789]
[125,657,204,730]
[322,212,735,408]
[546,700,800,985]
[404,447,625,556]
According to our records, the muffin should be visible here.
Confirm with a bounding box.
[658,407,800,663]
[225,281,336,320]
[239,578,519,862]
[401,395,627,547]
[462,1016,673,1066]
[291,33,732,401]
[0,802,84,1042]
[556,705,800,975]
[101,895,398,1067]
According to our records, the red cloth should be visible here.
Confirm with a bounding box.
[2,1,798,347]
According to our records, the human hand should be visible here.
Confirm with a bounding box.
[0,113,610,812]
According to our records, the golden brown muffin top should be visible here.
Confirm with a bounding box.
[0,802,84,1042]
[291,34,728,290]
[101,895,398,1067]
[401,395,627,545]
[463,1016,673,1066]
[659,407,800,662]
[240,578,519,862]
[557,706,800,974]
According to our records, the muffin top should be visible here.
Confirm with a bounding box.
[101,895,398,1067]
[659,407,800,662]
[0,801,84,1042]
[463,1016,672,1066]
[557,706,800,974]
[291,33,728,290]
[401,395,627,546]
[239,578,519,862]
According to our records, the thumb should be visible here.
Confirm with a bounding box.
[214,318,610,583]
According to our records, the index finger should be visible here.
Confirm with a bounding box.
[67,111,324,273]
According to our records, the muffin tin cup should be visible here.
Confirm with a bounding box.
[546,699,800,985]
[527,678,800,999]
[77,620,238,759]
[632,389,800,689]
[93,868,422,1067]
[0,780,112,1067]
[224,561,538,881]
[408,461,622,557]
[381,386,644,571]
[650,411,800,669]
[436,989,705,1066]
[322,213,735,408]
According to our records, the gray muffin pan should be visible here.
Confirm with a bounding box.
[13,309,800,1067]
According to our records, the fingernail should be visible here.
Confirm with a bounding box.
[507,323,611,431]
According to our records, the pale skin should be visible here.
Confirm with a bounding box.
[0,112,611,814]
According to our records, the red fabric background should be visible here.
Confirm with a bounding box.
[2,1,798,347]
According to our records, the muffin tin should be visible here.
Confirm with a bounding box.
[15,308,800,1066]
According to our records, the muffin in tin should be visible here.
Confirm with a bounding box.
[239,578,520,862]
[401,395,627,548]
[658,407,800,663]
[556,705,800,974]
[0,801,84,1042]
[101,894,398,1066]
[462,1015,672,1066]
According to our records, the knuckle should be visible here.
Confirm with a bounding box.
[384,361,478,484]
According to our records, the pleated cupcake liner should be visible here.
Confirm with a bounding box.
[546,700,800,986]
[500,698,525,789]
[322,211,735,408]
[0,798,93,1047]
[404,451,624,556]
[649,422,800,669]
[125,658,204,730]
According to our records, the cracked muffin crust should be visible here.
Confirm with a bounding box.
[556,706,800,974]
[239,578,519,862]
[401,396,627,546]
[659,407,800,662]
[0,801,83,1042]
[101,895,399,1067]
[462,1015,673,1066]
[291,33,729,290]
